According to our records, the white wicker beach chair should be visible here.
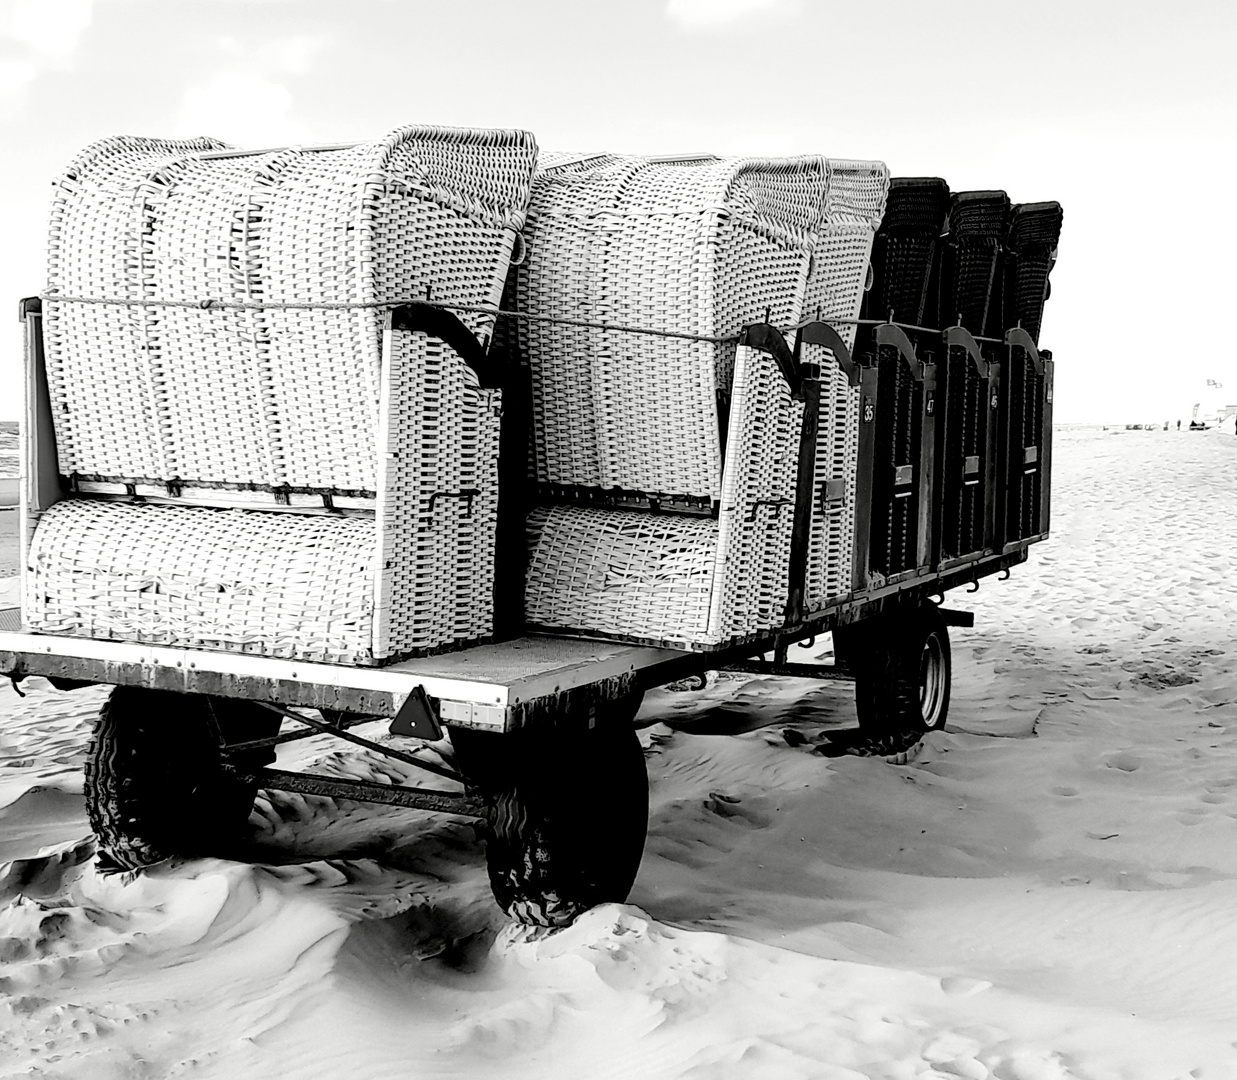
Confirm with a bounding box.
[28,125,537,663]
[519,155,888,646]
[800,161,889,614]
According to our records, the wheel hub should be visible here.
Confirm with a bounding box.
[919,633,947,729]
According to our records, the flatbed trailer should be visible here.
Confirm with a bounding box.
[1,146,1060,927]
[2,303,1050,927]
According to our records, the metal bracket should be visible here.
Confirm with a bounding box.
[1005,326,1044,374]
[875,323,921,380]
[390,302,502,389]
[820,477,847,513]
[740,323,802,398]
[746,497,793,523]
[937,607,974,628]
[944,326,986,376]
[793,321,859,386]
[427,489,479,515]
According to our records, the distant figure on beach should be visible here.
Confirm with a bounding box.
[1177,420,1181,430]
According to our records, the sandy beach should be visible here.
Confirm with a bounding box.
[1,425,1236,1079]
[0,507,15,567]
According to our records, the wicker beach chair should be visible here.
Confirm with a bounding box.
[861,177,950,326]
[27,126,538,664]
[798,162,889,613]
[518,154,888,646]
[860,325,933,581]
[846,180,950,589]
[1000,328,1054,547]
[931,191,1010,334]
[930,192,1009,565]
[995,201,1063,343]
[990,202,1061,549]
[936,327,994,565]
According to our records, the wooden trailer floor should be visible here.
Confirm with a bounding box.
[0,608,696,728]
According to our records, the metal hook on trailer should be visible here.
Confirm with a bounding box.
[967,580,980,593]
[929,592,945,606]
[999,568,1011,581]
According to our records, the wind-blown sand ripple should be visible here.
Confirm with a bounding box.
[2,427,1237,1078]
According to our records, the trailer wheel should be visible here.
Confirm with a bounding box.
[451,694,648,927]
[837,605,951,751]
[84,687,281,871]
[917,609,951,732]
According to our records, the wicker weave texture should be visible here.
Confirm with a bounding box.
[513,154,829,501]
[519,156,884,645]
[935,191,1010,334]
[940,345,989,561]
[374,330,502,656]
[803,160,888,343]
[523,504,719,642]
[862,177,950,325]
[25,320,504,663]
[796,161,885,612]
[1001,202,1063,343]
[523,344,803,647]
[25,500,377,663]
[44,136,232,482]
[45,126,537,493]
[803,346,861,612]
[709,341,805,639]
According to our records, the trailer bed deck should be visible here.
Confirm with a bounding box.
[0,612,691,729]
[0,541,1026,732]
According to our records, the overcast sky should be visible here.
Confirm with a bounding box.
[1,0,1233,423]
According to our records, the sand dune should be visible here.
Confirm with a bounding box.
[2,426,1237,1079]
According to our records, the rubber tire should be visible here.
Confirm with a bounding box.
[451,697,649,927]
[839,605,951,742]
[84,687,281,871]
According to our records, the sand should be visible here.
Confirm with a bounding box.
[1,426,1236,1079]
[0,505,16,583]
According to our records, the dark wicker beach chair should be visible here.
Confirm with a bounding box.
[853,180,949,586]
[996,201,1063,343]
[931,190,1010,334]
[994,203,1062,548]
[929,192,1009,565]
[861,177,950,326]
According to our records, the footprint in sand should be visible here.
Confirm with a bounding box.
[1102,751,1143,773]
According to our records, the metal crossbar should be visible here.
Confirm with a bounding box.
[223,764,482,817]
[251,701,464,785]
